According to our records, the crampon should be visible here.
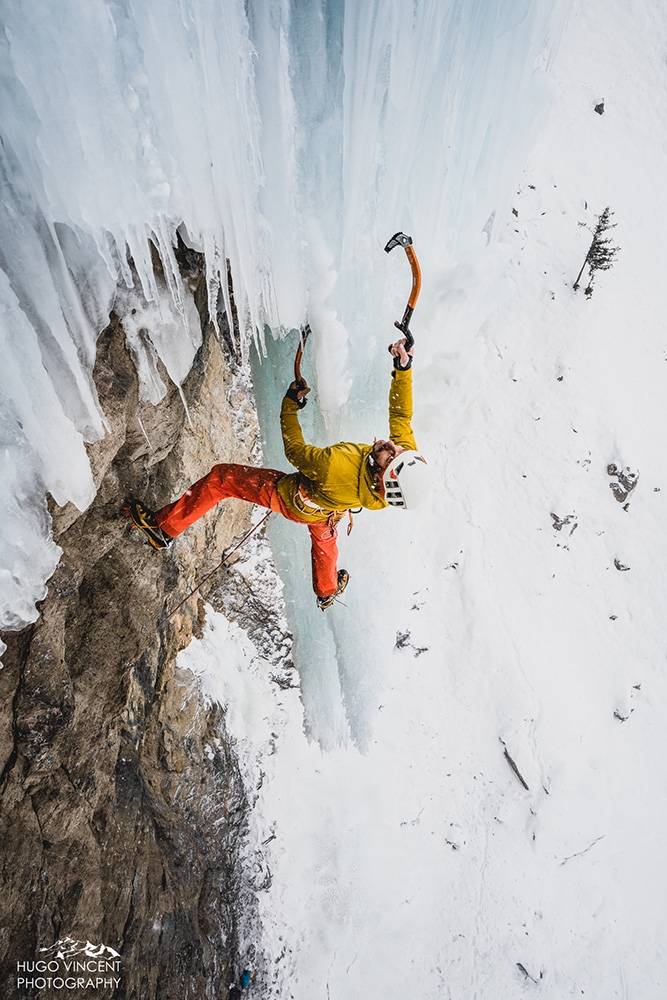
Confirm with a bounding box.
[316,569,350,610]
[123,498,173,551]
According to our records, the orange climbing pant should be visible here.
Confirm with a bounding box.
[155,463,340,598]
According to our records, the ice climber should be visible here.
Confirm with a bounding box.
[126,336,430,610]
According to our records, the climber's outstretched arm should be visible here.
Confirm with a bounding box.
[387,338,417,450]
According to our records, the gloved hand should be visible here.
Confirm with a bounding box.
[388,337,413,370]
[286,379,310,408]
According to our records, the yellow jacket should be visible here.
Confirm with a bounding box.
[276,367,417,522]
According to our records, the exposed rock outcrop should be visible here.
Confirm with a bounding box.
[0,255,280,999]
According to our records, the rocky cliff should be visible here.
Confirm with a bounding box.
[0,250,287,999]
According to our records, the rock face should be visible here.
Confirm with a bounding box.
[0,255,273,999]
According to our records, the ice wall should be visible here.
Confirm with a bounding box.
[248,0,569,746]
[0,0,568,672]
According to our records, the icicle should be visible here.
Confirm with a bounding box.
[178,384,193,430]
[136,413,153,452]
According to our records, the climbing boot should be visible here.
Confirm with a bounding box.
[316,569,350,610]
[124,498,173,550]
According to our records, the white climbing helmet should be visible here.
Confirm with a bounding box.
[382,451,431,509]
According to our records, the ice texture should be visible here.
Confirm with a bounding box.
[0,0,270,626]
[248,0,568,747]
[186,2,667,995]
[0,0,566,644]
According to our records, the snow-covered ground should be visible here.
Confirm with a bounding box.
[184,1,667,997]
[3,0,667,996]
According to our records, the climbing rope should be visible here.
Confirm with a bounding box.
[157,510,272,630]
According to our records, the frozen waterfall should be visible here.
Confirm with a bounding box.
[0,0,566,672]
[9,3,667,999]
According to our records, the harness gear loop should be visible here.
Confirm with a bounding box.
[347,508,362,536]
[326,510,344,536]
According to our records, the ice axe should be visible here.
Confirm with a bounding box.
[384,232,421,348]
[294,323,311,388]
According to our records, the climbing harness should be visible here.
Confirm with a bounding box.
[157,510,272,629]
[292,479,355,537]
[294,478,325,514]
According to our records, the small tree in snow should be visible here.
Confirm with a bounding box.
[574,206,620,298]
